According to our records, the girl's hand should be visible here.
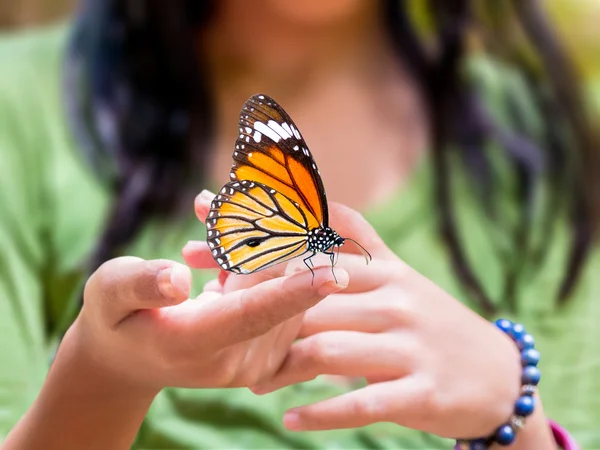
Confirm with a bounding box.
[71,191,348,392]
[251,204,554,446]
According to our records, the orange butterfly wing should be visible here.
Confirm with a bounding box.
[207,180,311,273]
[231,94,328,230]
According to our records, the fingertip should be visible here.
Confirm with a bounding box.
[316,268,349,297]
[182,240,210,255]
[283,411,303,431]
[182,241,219,269]
[195,189,216,205]
[194,190,216,220]
[248,385,271,395]
[202,278,223,293]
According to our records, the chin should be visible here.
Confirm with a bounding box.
[263,0,368,26]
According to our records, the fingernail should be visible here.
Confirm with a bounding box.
[283,411,302,431]
[198,189,215,202]
[169,263,189,297]
[317,270,349,296]
[157,267,175,298]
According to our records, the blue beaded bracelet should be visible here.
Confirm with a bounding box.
[454,319,541,449]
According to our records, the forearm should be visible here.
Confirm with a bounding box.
[2,323,159,450]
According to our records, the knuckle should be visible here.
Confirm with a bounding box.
[383,301,408,327]
[216,357,241,387]
[413,376,440,418]
[84,257,142,307]
[132,261,163,301]
[348,397,381,422]
[302,335,330,367]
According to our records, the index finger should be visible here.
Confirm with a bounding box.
[165,267,349,347]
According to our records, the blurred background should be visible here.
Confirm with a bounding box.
[2,0,600,106]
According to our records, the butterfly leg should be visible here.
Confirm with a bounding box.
[322,250,338,284]
[303,252,317,285]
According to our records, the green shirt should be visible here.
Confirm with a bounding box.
[1,23,600,449]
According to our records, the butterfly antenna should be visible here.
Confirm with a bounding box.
[344,238,373,265]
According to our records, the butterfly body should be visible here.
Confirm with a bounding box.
[207,94,369,278]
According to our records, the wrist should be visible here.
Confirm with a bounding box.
[54,318,162,400]
[456,319,559,450]
[4,320,159,450]
[490,393,556,450]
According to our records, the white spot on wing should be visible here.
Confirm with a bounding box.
[290,124,301,139]
[267,120,292,139]
[281,122,293,136]
[253,130,262,143]
[254,121,281,142]
[293,145,299,151]
[245,127,251,133]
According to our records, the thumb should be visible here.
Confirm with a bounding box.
[84,257,191,325]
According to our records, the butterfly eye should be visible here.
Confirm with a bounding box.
[246,239,262,248]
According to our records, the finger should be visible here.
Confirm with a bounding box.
[299,292,408,337]
[282,377,423,431]
[182,267,349,347]
[182,240,220,269]
[285,253,394,293]
[202,278,223,293]
[327,202,396,260]
[251,331,412,394]
[194,189,216,224]
[84,257,191,325]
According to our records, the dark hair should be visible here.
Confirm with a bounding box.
[65,0,598,319]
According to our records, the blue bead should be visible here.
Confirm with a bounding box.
[522,366,541,385]
[495,318,513,333]
[517,333,535,350]
[495,424,516,445]
[510,323,526,341]
[521,348,540,366]
[470,439,488,450]
[515,395,536,416]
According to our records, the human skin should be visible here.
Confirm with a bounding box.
[2,0,560,448]
[2,193,348,450]
[191,192,559,450]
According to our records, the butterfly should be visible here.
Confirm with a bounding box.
[206,94,371,281]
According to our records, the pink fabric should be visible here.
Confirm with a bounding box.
[549,420,580,450]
